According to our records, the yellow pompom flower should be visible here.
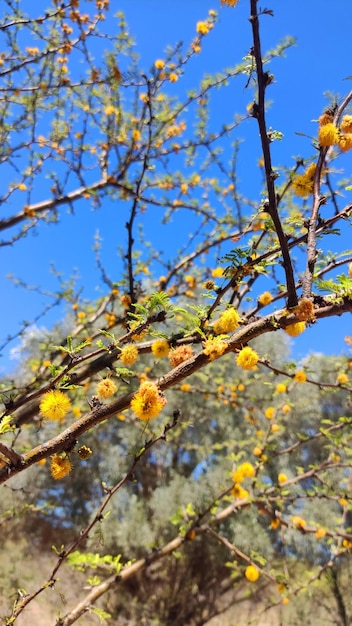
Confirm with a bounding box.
[245,565,260,582]
[232,483,249,499]
[278,473,288,484]
[97,378,117,399]
[131,380,166,421]
[291,515,306,529]
[213,307,241,334]
[276,383,286,393]
[236,346,259,370]
[285,321,306,337]
[294,298,315,322]
[211,267,224,278]
[337,372,348,385]
[265,407,275,420]
[318,123,339,146]
[220,0,239,5]
[253,446,262,457]
[340,115,352,133]
[154,59,165,70]
[233,461,255,484]
[316,527,327,539]
[180,383,191,392]
[40,390,71,422]
[168,345,194,367]
[337,133,352,152]
[196,21,209,35]
[50,454,72,480]
[120,344,139,366]
[294,370,307,383]
[151,340,169,358]
[203,337,227,361]
[258,291,272,306]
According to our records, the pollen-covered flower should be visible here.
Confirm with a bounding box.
[154,59,165,70]
[278,473,288,484]
[294,370,307,383]
[213,307,241,334]
[97,378,117,399]
[40,390,71,422]
[245,565,260,582]
[236,346,259,370]
[120,344,138,366]
[130,380,166,421]
[276,383,286,393]
[203,337,227,361]
[151,339,169,358]
[258,291,272,306]
[285,321,306,337]
[50,454,72,480]
[318,123,339,146]
[169,345,194,367]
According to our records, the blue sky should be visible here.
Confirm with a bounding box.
[1,0,351,371]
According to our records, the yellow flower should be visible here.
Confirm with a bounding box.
[130,380,166,421]
[253,446,262,457]
[203,337,227,361]
[77,445,92,460]
[97,378,117,399]
[132,129,141,143]
[265,407,275,420]
[169,72,178,83]
[340,115,352,133]
[281,403,291,414]
[180,383,191,392]
[337,372,348,385]
[151,339,169,358]
[294,370,306,383]
[50,454,72,480]
[278,473,288,484]
[154,59,165,70]
[196,21,209,35]
[220,0,239,5]
[72,406,82,418]
[232,483,249,499]
[236,346,259,370]
[291,515,306,529]
[233,461,255,484]
[337,133,352,152]
[282,598,290,605]
[271,423,280,433]
[319,112,333,126]
[316,527,327,539]
[258,291,272,306]
[285,321,306,337]
[120,344,139,366]
[245,565,260,582]
[169,345,194,367]
[213,308,241,334]
[271,517,280,529]
[211,267,224,278]
[318,123,339,146]
[276,383,286,393]
[40,390,71,422]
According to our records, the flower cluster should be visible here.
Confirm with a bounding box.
[169,345,194,367]
[203,337,227,361]
[50,454,72,480]
[151,339,170,358]
[97,378,117,399]
[233,461,255,484]
[119,344,138,366]
[285,321,306,337]
[291,163,316,198]
[39,390,71,422]
[130,380,166,421]
[213,307,241,334]
[236,346,259,370]
[318,112,352,151]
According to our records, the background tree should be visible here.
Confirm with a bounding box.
[0,0,352,625]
